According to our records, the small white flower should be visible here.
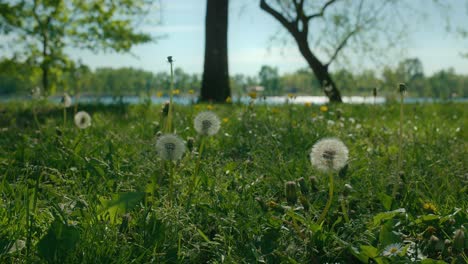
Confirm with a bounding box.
[310,138,349,172]
[382,243,403,257]
[74,111,92,129]
[62,93,72,108]
[194,111,221,136]
[156,134,186,160]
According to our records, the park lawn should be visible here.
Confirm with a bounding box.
[0,101,466,263]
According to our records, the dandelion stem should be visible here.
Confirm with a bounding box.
[317,172,334,225]
[394,87,405,198]
[32,103,41,130]
[186,137,206,208]
[168,161,175,204]
[63,107,67,127]
[340,198,350,223]
[166,58,175,133]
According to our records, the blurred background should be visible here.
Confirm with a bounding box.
[0,0,467,103]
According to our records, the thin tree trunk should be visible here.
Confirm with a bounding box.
[41,32,49,95]
[200,0,230,102]
[295,35,342,102]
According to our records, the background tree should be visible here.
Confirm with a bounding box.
[200,0,231,102]
[258,65,280,95]
[260,0,411,102]
[0,0,155,95]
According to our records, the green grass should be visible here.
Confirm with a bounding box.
[0,101,466,263]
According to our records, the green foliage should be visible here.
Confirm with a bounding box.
[0,0,155,93]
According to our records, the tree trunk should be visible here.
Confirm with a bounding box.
[200,0,230,102]
[295,35,342,102]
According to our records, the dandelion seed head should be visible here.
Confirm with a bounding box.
[31,86,42,99]
[194,111,221,136]
[310,138,348,172]
[382,243,403,257]
[74,111,91,129]
[62,93,72,108]
[156,134,185,160]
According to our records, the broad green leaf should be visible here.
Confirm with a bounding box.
[377,193,393,211]
[372,208,406,227]
[37,220,80,262]
[379,220,401,247]
[99,192,144,224]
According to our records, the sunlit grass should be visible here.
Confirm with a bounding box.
[0,102,466,263]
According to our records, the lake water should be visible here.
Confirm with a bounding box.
[1,95,466,105]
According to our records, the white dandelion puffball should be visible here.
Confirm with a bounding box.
[310,138,349,172]
[156,134,186,160]
[31,86,41,99]
[74,111,92,129]
[62,93,72,108]
[194,111,221,136]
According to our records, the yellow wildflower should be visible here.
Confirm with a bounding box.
[172,89,180,95]
[223,118,229,123]
[304,102,312,107]
[225,96,232,103]
[287,93,295,99]
[248,92,257,99]
[320,105,328,112]
[423,202,437,213]
[207,105,214,110]
[156,91,163,97]
[188,89,195,95]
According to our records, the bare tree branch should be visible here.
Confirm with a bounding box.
[307,0,338,21]
[326,28,359,66]
[260,0,296,34]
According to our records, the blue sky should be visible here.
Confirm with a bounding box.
[13,0,468,76]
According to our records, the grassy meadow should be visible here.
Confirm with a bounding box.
[0,101,466,263]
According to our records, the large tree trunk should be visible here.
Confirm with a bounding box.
[200,0,230,102]
[295,35,342,102]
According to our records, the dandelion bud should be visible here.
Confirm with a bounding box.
[161,101,170,117]
[309,176,319,191]
[55,126,62,137]
[398,83,407,94]
[299,196,310,211]
[155,131,163,138]
[285,181,298,205]
[373,87,377,97]
[343,183,353,197]
[296,177,309,195]
[336,109,342,119]
[444,239,451,247]
[167,56,173,63]
[338,164,348,178]
[187,137,195,152]
[453,229,465,251]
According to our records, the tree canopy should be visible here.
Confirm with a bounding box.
[0,0,155,94]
